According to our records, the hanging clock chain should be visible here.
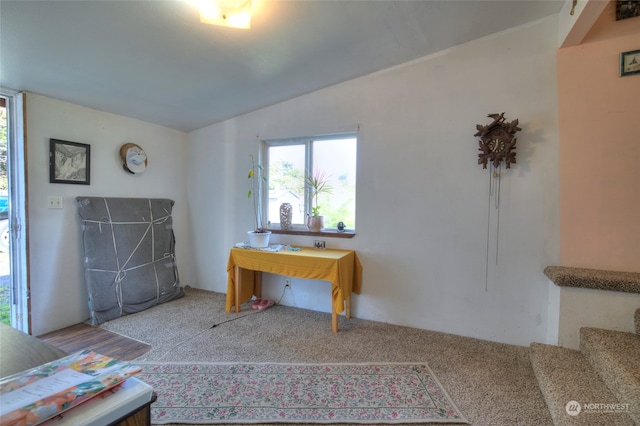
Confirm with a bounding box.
[485,167,492,291]
[495,163,501,265]
[485,163,502,291]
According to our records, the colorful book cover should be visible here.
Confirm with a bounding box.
[0,349,141,426]
[40,378,153,426]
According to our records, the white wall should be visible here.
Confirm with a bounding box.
[187,16,560,346]
[26,93,191,336]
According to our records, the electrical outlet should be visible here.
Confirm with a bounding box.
[47,196,63,209]
[313,240,326,249]
[284,278,291,288]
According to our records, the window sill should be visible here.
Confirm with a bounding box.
[268,228,356,239]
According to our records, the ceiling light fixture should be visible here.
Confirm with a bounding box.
[198,0,252,29]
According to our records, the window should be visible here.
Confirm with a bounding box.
[262,133,357,232]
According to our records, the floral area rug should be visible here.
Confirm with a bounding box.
[135,362,469,424]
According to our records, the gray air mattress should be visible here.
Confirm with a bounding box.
[77,197,184,325]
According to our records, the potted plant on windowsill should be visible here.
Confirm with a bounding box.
[306,169,332,232]
[247,155,271,248]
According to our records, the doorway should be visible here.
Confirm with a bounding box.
[0,89,29,333]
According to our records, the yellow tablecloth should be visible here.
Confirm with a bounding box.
[226,247,362,315]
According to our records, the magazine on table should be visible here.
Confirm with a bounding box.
[0,349,141,426]
[40,377,153,426]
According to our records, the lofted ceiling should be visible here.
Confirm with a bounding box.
[0,0,564,132]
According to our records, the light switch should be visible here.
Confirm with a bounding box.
[48,196,63,209]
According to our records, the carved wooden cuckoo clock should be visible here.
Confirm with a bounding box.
[474,113,521,169]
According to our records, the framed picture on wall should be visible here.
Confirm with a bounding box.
[616,0,640,20]
[620,49,640,77]
[49,139,91,184]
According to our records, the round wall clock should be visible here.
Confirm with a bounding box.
[120,143,147,174]
[474,113,521,169]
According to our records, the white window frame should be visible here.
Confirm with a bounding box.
[260,132,357,232]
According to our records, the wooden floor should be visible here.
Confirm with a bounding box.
[38,323,150,361]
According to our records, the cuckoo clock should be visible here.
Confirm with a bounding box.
[474,113,521,169]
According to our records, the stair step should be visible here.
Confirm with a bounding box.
[635,308,640,335]
[530,342,634,425]
[580,327,640,424]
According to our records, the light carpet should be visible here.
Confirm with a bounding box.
[99,288,554,425]
[135,362,469,424]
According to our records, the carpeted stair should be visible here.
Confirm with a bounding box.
[580,327,640,424]
[530,309,640,425]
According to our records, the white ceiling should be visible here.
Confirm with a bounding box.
[0,0,563,132]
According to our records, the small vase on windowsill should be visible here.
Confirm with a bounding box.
[280,203,292,230]
[306,216,324,232]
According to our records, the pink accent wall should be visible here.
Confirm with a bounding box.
[557,4,640,272]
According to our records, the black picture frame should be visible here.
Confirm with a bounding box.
[616,0,640,21]
[49,139,91,185]
[620,49,640,77]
